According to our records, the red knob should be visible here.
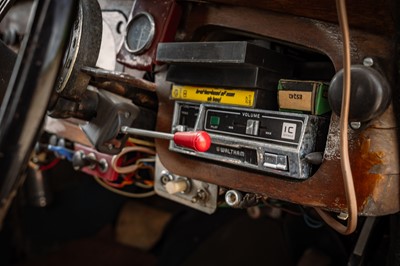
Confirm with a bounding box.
[173,131,211,152]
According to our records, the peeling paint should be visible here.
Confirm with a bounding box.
[323,115,359,161]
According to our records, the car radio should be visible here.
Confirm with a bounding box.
[157,41,329,179]
[170,102,328,179]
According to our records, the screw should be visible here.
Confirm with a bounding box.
[160,173,174,185]
[107,144,114,150]
[350,121,361,130]
[124,112,130,118]
[191,196,198,204]
[363,57,374,67]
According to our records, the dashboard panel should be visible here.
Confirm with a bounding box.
[34,0,399,216]
[1,0,400,264]
[147,1,399,215]
[1,0,399,245]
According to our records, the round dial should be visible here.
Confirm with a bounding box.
[124,12,155,54]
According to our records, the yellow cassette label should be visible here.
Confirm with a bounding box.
[171,85,256,107]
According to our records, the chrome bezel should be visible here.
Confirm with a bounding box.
[124,12,155,55]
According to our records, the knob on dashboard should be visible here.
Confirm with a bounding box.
[328,65,391,122]
[165,179,190,194]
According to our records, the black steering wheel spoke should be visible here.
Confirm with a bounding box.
[0,0,78,215]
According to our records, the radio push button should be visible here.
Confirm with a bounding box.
[210,115,220,127]
[263,152,288,171]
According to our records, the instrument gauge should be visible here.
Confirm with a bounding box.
[124,12,155,55]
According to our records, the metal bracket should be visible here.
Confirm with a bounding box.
[81,90,139,154]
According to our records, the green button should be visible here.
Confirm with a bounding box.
[210,116,220,126]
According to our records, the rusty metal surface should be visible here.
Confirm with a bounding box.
[82,66,156,92]
[155,3,400,215]
[82,67,158,109]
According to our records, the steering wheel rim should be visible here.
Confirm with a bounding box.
[0,0,77,215]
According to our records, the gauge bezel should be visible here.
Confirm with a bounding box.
[124,12,156,55]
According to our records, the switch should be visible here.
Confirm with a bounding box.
[210,115,220,126]
[246,119,259,135]
[191,189,208,203]
[263,152,288,171]
[72,151,107,171]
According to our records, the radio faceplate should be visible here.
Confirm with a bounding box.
[170,102,325,179]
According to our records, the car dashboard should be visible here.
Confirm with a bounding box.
[0,0,399,264]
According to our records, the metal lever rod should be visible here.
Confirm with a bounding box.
[121,126,173,140]
[120,126,211,152]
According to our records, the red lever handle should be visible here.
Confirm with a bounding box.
[173,131,211,152]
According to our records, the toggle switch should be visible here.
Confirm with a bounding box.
[72,150,108,172]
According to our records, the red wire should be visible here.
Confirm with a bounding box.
[39,158,61,171]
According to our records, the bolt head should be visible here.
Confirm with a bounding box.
[350,121,361,130]
[363,57,374,67]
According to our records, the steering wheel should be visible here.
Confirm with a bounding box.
[0,0,78,217]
